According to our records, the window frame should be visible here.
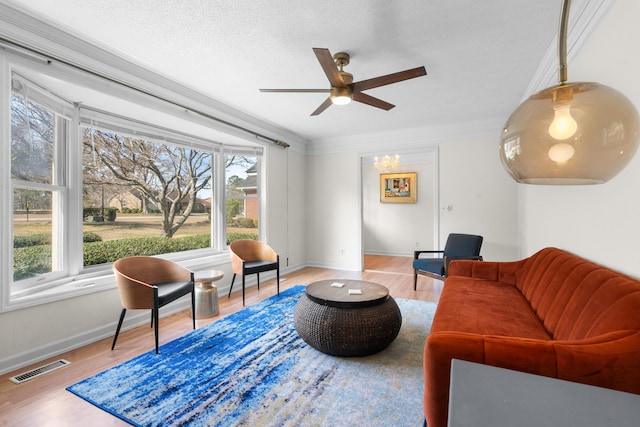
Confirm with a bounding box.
[9,72,72,295]
[1,54,265,312]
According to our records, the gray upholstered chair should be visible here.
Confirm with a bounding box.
[112,256,195,354]
[413,233,483,290]
[228,239,279,306]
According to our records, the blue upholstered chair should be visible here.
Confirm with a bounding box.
[413,233,483,290]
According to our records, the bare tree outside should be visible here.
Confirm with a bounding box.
[82,130,257,238]
[10,92,54,187]
[83,129,212,238]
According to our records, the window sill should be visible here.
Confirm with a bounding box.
[3,250,231,312]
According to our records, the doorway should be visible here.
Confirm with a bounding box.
[360,149,439,269]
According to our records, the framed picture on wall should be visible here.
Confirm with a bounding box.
[380,172,417,203]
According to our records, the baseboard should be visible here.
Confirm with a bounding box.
[364,251,413,257]
[0,300,190,376]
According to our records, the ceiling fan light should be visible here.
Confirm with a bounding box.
[330,87,352,105]
[332,95,352,105]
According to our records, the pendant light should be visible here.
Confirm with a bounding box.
[499,0,640,184]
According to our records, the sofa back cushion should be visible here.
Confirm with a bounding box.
[516,247,640,340]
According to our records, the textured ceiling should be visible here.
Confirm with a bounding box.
[11,0,564,143]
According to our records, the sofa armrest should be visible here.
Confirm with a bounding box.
[447,258,525,284]
[443,255,482,276]
[423,331,640,427]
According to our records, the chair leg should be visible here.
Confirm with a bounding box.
[257,273,260,290]
[191,288,196,330]
[228,274,236,298]
[276,266,280,296]
[152,287,161,354]
[414,270,418,291]
[153,306,160,354]
[150,310,154,328]
[242,274,246,306]
[111,308,127,351]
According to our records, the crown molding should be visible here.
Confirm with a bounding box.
[307,118,504,156]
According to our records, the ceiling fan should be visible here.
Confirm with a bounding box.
[259,48,427,116]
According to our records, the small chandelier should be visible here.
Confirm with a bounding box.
[499,0,640,184]
[374,155,400,172]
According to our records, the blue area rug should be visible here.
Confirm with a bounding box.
[67,285,436,426]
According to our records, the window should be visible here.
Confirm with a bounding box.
[11,75,69,289]
[225,154,260,244]
[2,62,264,308]
[81,126,214,267]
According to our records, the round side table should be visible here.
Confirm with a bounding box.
[194,270,224,318]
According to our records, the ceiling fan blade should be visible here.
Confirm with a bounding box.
[313,48,345,87]
[311,97,333,116]
[352,66,427,92]
[352,92,395,111]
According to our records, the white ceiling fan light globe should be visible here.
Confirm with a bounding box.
[330,86,352,105]
[331,95,352,105]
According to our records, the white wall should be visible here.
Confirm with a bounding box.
[263,145,289,258]
[362,153,436,256]
[0,288,122,371]
[306,121,520,268]
[285,148,308,270]
[264,144,307,270]
[306,151,362,270]
[439,136,519,261]
[518,0,640,276]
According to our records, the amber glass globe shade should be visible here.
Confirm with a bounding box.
[499,82,640,184]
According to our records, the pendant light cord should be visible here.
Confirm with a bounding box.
[557,0,571,84]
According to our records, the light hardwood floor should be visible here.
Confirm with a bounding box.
[0,255,443,426]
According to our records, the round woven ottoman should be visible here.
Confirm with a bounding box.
[294,280,402,357]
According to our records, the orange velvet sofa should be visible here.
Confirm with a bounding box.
[423,247,640,427]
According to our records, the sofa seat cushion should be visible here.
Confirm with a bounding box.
[433,277,551,340]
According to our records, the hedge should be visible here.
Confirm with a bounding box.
[14,234,50,248]
[13,232,258,281]
[83,234,211,265]
[236,217,256,228]
[13,245,52,280]
[82,232,103,243]
[83,207,117,221]
[14,232,102,248]
[226,232,258,244]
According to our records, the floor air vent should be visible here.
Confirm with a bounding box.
[9,359,71,384]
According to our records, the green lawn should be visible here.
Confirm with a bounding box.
[14,212,257,241]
